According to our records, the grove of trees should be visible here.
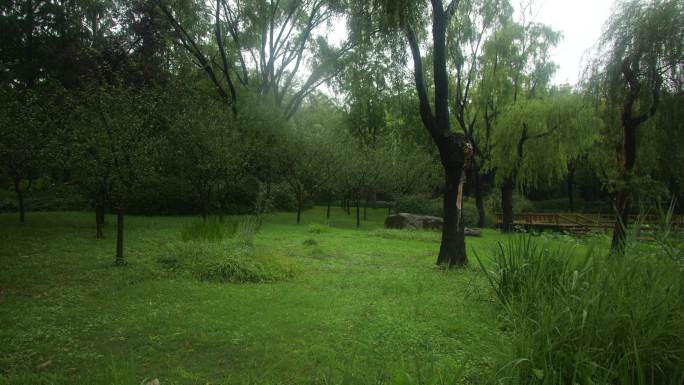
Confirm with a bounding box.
[1,0,682,265]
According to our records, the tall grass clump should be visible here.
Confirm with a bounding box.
[160,240,293,283]
[478,235,684,385]
[180,218,236,242]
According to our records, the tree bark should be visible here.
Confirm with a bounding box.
[356,199,360,228]
[116,205,125,265]
[436,169,467,267]
[501,177,515,232]
[296,197,302,224]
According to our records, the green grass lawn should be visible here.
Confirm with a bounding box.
[0,207,600,385]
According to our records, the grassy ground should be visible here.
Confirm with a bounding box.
[0,207,598,385]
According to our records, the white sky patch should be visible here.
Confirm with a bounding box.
[522,0,615,85]
[318,0,616,98]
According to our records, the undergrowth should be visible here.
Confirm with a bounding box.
[478,235,684,385]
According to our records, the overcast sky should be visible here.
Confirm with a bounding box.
[528,0,615,85]
[322,0,617,90]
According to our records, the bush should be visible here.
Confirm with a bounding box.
[271,183,298,211]
[159,240,293,283]
[477,236,684,385]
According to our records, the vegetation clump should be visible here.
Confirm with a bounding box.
[479,236,684,385]
[161,240,293,283]
[180,218,237,242]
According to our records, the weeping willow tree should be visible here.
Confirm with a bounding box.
[477,1,564,231]
[490,88,600,228]
[586,0,683,252]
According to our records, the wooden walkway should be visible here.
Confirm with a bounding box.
[494,212,684,235]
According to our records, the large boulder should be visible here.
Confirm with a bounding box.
[385,213,442,230]
[384,213,482,236]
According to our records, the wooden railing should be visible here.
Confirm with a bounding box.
[494,212,684,229]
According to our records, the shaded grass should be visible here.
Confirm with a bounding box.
[0,206,594,384]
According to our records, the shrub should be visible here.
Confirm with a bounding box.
[477,236,684,385]
[271,183,298,211]
[160,240,293,283]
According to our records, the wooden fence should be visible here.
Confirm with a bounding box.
[494,212,684,234]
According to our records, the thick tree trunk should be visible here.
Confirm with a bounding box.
[296,198,302,224]
[363,198,367,221]
[501,177,515,232]
[436,169,467,267]
[356,199,360,228]
[116,205,125,265]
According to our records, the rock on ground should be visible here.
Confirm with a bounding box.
[384,213,482,236]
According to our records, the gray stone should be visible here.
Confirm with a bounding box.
[384,213,482,236]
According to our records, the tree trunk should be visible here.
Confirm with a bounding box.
[326,194,331,220]
[567,165,575,212]
[363,198,367,220]
[296,197,302,224]
[472,161,486,228]
[501,177,515,232]
[611,120,637,253]
[115,205,125,265]
[356,199,360,228]
[436,169,467,267]
[610,59,656,253]
[96,203,105,239]
[17,189,25,223]
[201,190,210,222]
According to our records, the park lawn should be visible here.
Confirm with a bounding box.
[0,207,598,385]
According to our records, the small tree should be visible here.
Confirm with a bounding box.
[0,88,51,223]
[69,84,161,264]
[170,91,241,221]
